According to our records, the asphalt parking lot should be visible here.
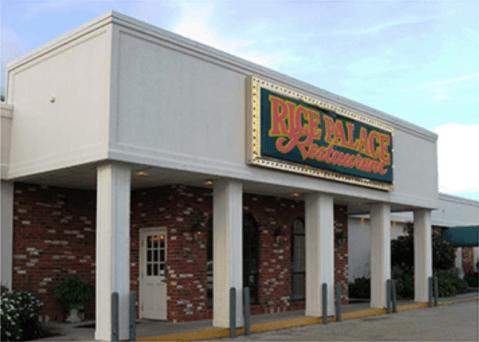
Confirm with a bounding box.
[212,300,478,341]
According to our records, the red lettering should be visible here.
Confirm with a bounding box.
[323,115,336,143]
[269,96,289,135]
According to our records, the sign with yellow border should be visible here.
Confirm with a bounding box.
[247,76,394,191]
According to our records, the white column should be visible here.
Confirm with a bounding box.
[370,203,391,308]
[1,181,14,289]
[95,163,131,341]
[213,179,243,328]
[305,193,335,317]
[474,248,478,272]
[414,209,433,301]
[455,247,464,279]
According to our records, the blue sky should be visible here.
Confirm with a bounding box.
[1,0,478,201]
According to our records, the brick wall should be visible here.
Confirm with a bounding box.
[462,247,475,275]
[131,185,349,321]
[12,183,96,322]
[12,182,349,323]
[334,205,349,305]
[130,185,212,323]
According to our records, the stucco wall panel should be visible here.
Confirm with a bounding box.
[115,31,245,167]
[7,27,112,178]
[389,129,438,208]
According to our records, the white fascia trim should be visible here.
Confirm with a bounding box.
[438,192,479,207]
[108,148,440,210]
[0,104,13,118]
[6,149,109,180]
[1,165,8,180]
[432,219,479,228]
[389,192,440,210]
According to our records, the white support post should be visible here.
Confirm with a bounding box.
[213,179,243,328]
[1,181,14,289]
[455,247,464,279]
[370,203,391,308]
[474,248,479,272]
[414,209,433,302]
[95,163,131,341]
[305,193,335,317]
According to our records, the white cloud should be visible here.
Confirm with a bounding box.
[336,15,435,35]
[434,123,479,194]
[170,1,295,69]
[432,73,479,86]
[173,2,253,53]
[421,73,479,102]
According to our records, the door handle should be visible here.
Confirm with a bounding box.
[161,279,167,284]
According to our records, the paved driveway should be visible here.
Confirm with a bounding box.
[213,301,478,341]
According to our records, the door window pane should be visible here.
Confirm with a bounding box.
[147,250,152,262]
[160,249,165,262]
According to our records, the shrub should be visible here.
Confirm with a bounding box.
[436,271,468,297]
[391,223,456,275]
[1,285,44,341]
[396,274,414,299]
[454,277,468,294]
[432,238,455,271]
[464,272,478,288]
[349,277,370,299]
[53,276,93,310]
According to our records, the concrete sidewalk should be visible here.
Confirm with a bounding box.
[37,292,478,342]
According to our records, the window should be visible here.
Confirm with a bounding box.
[291,219,305,301]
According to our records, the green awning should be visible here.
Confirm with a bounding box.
[441,226,479,247]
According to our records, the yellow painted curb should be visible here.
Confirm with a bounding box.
[342,307,386,319]
[137,296,479,341]
[438,296,478,306]
[396,302,429,312]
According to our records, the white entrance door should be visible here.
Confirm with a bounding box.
[140,227,167,320]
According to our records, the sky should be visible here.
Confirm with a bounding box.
[1,0,478,201]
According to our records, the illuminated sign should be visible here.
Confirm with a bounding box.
[247,76,394,191]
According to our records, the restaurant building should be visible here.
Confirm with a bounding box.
[0,11,463,341]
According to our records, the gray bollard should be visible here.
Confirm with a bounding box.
[111,292,119,342]
[129,291,136,342]
[244,287,251,336]
[322,283,328,325]
[336,282,342,322]
[230,287,236,338]
[434,275,439,307]
[428,276,433,307]
[386,279,391,314]
[391,280,398,313]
